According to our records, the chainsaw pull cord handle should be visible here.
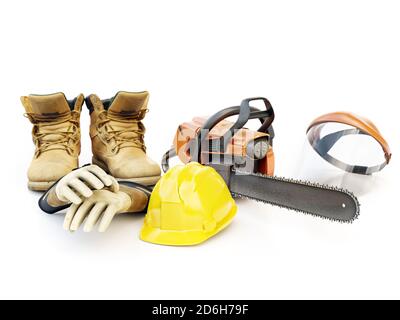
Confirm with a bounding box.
[192,97,275,163]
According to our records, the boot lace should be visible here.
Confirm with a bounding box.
[25,111,80,157]
[96,110,147,153]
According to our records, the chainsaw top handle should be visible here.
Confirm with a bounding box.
[191,97,275,163]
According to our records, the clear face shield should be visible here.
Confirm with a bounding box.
[293,112,391,196]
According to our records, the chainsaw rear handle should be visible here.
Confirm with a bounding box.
[191,97,275,163]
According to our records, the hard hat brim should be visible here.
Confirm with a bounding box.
[140,205,237,246]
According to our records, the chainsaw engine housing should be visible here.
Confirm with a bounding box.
[163,97,276,176]
[174,117,275,176]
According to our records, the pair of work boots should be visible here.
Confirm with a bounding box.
[22,91,161,191]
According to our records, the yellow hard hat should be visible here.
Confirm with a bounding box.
[140,162,237,246]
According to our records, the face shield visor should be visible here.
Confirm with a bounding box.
[293,112,391,196]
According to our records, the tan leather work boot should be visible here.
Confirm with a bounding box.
[86,91,161,186]
[21,93,84,191]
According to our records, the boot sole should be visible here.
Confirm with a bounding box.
[92,157,161,186]
[28,180,56,191]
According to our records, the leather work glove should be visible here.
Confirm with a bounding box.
[39,165,152,233]
[64,189,132,232]
[55,165,119,205]
[64,183,150,232]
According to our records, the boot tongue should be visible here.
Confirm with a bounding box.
[28,93,71,116]
[108,91,149,114]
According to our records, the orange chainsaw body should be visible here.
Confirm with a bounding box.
[173,117,275,176]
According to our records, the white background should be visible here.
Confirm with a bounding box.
[0,0,399,300]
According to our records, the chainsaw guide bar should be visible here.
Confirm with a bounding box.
[230,170,360,223]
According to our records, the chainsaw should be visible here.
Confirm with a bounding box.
[162,97,360,222]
